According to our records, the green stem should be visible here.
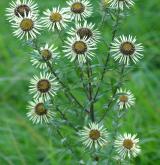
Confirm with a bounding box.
[54,104,78,131]
[32,40,86,112]
[86,61,94,122]
[49,124,75,154]
[46,60,84,109]
[93,7,121,104]
[98,64,125,122]
[76,63,89,99]
[107,109,125,164]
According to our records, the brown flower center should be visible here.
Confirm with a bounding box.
[14,5,30,17]
[41,49,52,61]
[119,95,128,102]
[89,129,100,140]
[123,139,134,149]
[50,12,62,22]
[72,41,87,54]
[120,42,135,56]
[35,103,47,115]
[71,2,85,14]
[37,79,51,93]
[77,28,93,39]
[20,18,34,31]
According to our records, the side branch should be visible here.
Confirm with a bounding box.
[86,61,95,122]
[32,40,86,112]
[93,8,121,104]
[99,65,125,122]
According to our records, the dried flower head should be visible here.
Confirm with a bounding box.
[27,98,54,124]
[11,12,42,40]
[6,0,38,22]
[110,35,144,65]
[101,0,110,9]
[41,7,70,31]
[68,21,100,43]
[114,133,141,159]
[79,122,109,149]
[63,35,96,64]
[31,43,59,69]
[108,0,134,10]
[116,88,135,109]
[29,72,59,101]
[66,0,93,21]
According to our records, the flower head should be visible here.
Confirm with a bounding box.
[114,133,141,159]
[116,88,135,109]
[108,0,134,10]
[29,72,59,101]
[101,0,110,9]
[27,98,54,124]
[41,7,70,31]
[31,43,59,69]
[63,35,96,64]
[11,12,42,40]
[110,35,144,65]
[66,0,93,21]
[79,122,109,149]
[6,0,38,22]
[68,21,100,43]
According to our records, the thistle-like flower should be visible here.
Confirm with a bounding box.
[31,43,59,69]
[63,35,96,64]
[66,0,93,21]
[29,72,59,101]
[68,21,100,43]
[114,133,141,159]
[110,35,144,65]
[11,12,42,40]
[108,0,134,10]
[101,0,110,10]
[6,0,38,22]
[79,122,109,149]
[116,88,135,110]
[41,7,70,31]
[27,98,55,124]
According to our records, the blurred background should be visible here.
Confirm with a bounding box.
[0,0,160,164]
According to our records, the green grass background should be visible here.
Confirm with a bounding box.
[0,0,160,164]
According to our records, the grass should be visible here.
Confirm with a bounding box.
[0,0,160,164]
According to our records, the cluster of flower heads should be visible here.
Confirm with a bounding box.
[6,0,101,64]
[79,87,138,160]
[6,0,142,161]
[6,0,144,65]
[79,122,141,159]
[27,71,59,124]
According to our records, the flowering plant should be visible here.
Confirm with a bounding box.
[6,0,144,164]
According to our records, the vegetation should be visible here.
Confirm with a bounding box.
[0,0,160,164]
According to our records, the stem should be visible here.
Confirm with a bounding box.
[86,61,94,122]
[93,8,121,104]
[98,64,125,122]
[55,105,78,131]
[56,29,64,43]
[76,63,89,99]
[99,10,107,28]
[47,123,75,155]
[107,110,124,165]
[46,60,84,109]
[55,127,74,154]
[32,40,86,112]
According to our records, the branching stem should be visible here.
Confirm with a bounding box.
[86,61,95,122]
[32,40,86,112]
[93,8,121,104]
